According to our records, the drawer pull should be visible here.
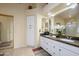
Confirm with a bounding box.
[59,49,61,51]
[53,52,55,54]
[46,48,48,49]
[46,43,48,44]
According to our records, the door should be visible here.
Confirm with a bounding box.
[26,16,35,47]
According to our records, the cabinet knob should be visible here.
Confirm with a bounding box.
[59,49,61,51]
[47,48,48,50]
[46,43,48,44]
[53,52,55,54]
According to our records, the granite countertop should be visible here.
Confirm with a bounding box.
[40,35,79,47]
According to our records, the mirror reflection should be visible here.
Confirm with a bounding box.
[41,3,79,37]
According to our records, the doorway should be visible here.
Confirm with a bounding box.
[0,14,14,49]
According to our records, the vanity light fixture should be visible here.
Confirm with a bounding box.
[48,12,52,16]
[48,12,54,17]
[51,14,54,17]
[69,15,71,18]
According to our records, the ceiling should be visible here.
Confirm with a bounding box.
[0,3,48,10]
[51,3,67,14]
[24,3,48,9]
[41,3,76,17]
[54,4,79,20]
[0,3,78,19]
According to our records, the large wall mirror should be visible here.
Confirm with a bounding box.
[51,4,79,37]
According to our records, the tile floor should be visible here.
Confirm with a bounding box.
[0,47,51,56]
[0,47,34,56]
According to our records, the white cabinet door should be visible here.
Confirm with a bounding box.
[40,37,48,50]
[40,37,52,54]
[50,40,60,56]
[51,45,60,56]
[26,16,36,47]
[45,39,52,54]
[45,38,60,56]
[60,47,78,56]
[40,37,46,49]
[40,37,60,56]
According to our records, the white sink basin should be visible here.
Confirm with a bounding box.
[45,35,51,37]
[60,39,74,42]
[45,35,56,38]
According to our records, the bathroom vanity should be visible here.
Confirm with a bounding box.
[40,35,79,56]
